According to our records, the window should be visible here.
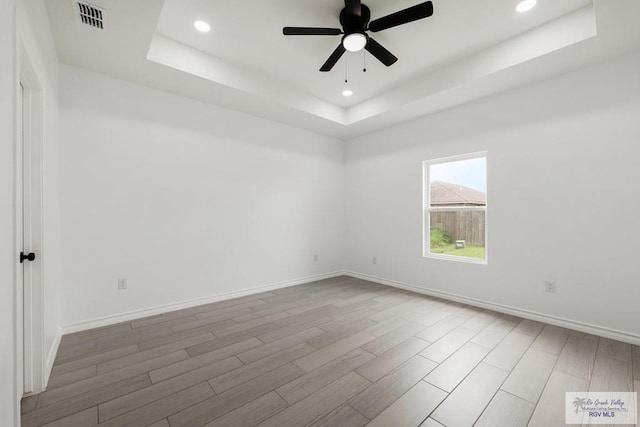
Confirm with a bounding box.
[423,152,487,264]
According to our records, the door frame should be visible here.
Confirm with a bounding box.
[17,42,45,396]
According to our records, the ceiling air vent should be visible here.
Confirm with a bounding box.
[75,1,106,30]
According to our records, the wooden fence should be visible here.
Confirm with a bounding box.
[431,210,485,247]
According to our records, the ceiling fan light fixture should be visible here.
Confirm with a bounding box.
[283,1,434,72]
[342,89,353,97]
[193,20,211,33]
[516,0,537,13]
[343,33,367,52]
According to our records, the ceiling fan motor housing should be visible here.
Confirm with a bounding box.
[340,4,371,35]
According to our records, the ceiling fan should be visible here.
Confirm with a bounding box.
[283,0,434,72]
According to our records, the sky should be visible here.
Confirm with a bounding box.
[429,157,487,192]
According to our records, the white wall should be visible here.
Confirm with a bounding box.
[346,52,640,341]
[1,0,61,424]
[59,66,345,327]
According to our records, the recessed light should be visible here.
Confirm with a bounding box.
[342,89,353,97]
[516,0,536,13]
[194,20,211,33]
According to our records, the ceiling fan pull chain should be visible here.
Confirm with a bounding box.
[345,54,348,83]
[363,49,367,72]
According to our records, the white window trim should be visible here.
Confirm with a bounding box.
[423,151,488,265]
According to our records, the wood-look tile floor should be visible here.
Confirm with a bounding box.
[21,276,640,427]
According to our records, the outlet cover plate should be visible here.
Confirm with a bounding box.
[544,280,556,293]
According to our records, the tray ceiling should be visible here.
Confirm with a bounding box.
[45,0,640,138]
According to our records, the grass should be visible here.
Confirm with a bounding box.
[430,227,453,247]
[429,227,485,259]
[430,243,486,259]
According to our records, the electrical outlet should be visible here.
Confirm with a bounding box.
[544,280,556,293]
[372,256,377,265]
[117,278,127,290]
[313,254,318,262]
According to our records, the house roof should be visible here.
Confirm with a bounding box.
[430,181,486,206]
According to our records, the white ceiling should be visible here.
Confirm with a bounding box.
[44,0,640,138]
[156,0,591,107]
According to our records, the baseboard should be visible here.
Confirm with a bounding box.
[58,269,640,345]
[345,270,640,346]
[61,271,345,335]
[43,330,62,389]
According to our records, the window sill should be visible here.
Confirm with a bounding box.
[424,253,488,265]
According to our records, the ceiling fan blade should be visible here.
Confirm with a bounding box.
[283,27,342,36]
[345,0,362,17]
[369,1,434,32]
[365,38,398,66]
[320,44,347,72]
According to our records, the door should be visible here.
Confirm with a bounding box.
[20,80,38,395]
[16,82,26,396]
[18,47,45,395]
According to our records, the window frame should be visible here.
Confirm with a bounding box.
[422,151,488,265]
